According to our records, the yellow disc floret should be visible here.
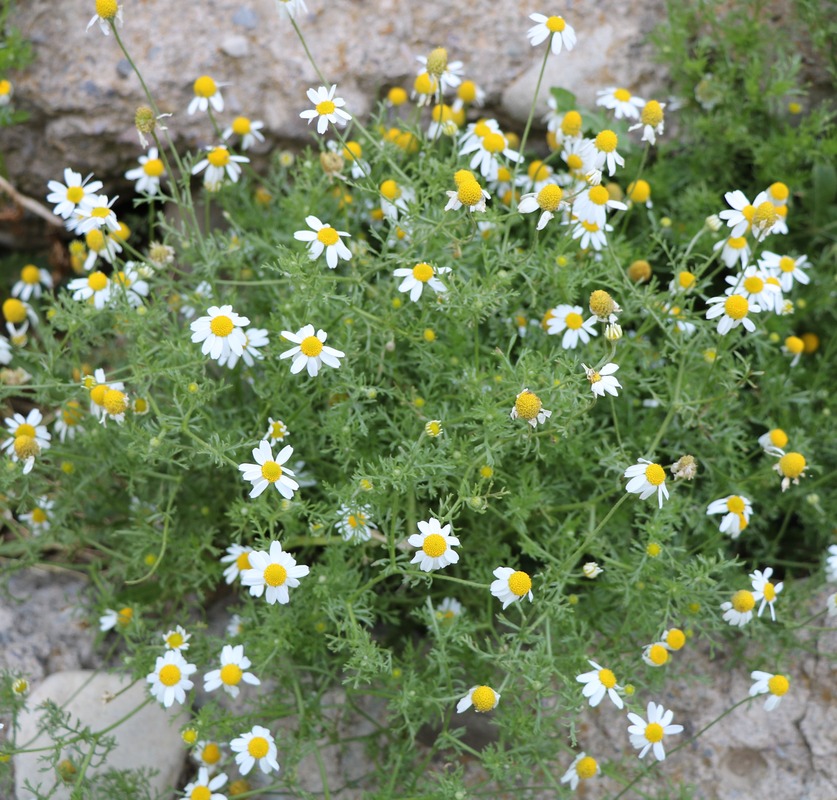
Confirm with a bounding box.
[508,570,532,596]
[561,110,582,137]
[300,335,323,357]
[665,629,686,650]
[210,315,234,337]
[644,722,664,742]
[158,664,181,687]
[425,47,448,78]
[576,756,598,779]
[422,533,447,558]
[263,563,287,587]
[317,226,339,246]
[261,461,282,483]
[96,0,119,20]
[537,184,563,211]
[3,298,27,324]
[595,130,618,153]
[641,100,664,127]
[220,664,243,686]
[785,335,804,355]
[457,179,484,207]
[644,463,666,486]
[514,391,542,420]
[732,590,755,613]
[647,644,669,665]
[778,452,805,478]
[724,295,749,320]
[207,147,230,168]
[589,289,616,319]
[546,15,567,32]
[247,736,269,758]
[768,674,789,696]
[193,75,217,98]
[412,262,434,282]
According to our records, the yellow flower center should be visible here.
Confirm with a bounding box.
[166,632,184,648]
[15,422,36,438]
[576,756,598,779]
[207,147,230,167]
[316,226,339,246]
[641,100,664,126]
[66,186,85,204]
[261,461,283,483]
[191,787,210,800]
[648,644,669,665]
[732,590,755,612]
[247,736,269,759]
[627,180,650,203]
[422,533,447,558]
[343,141,362,160]
[762,582,776,602]
[595,130,618,153]
[537,184,563,211]
[103,389,128,416]
[562,311,584,331]
[726,496,745,514]
[508,571,532,596]
[598,668,616,689]
[158,664,181,687]
[778,452,805,478]
[769,182,789,201]
[220,663,243,686]
[21,265,41,285]
[769,428,788,448]
[91,206,112,220]
[236,551,251,571]
[472,685,496,712]
[387,86,407,105]
[527,160,551,181]
[482,132,506,154]
[414,72,438,96]
[588,185,609,206]
[457,80,477,103]
[412,262,434,282]
[666,629,686,650]
[143,158,164,177]
[264,563,288,587]
[565,153,582,171]
[753,201,778,229]
[724,295,749,320]
[588,370,601,383]
[86,229,105,252]
[3,298,26,323]
[561,110,582,136]
[743,276,764,294]
[644,463,666,486]
[201,743,221,764]
[785,335,804,355]
[514,391,542,420]
[678,271,696,289]
[742,204,756,222]
[480,466,494,479]
[87,271,108,291]
[300,335,324,357]
[14,435,39,459]
[425,47,448,77]
[613,88,632,102]
[90,384,108,406]
[546,15,566,32]
[209,315,234,337]
[316,99,336,115]
[776,256,795,274]
[380,179,401,201]
[193,75,217,98]
[768,674,789,696]
[232,116,251,135]
[457,180,484,206]
[32,508,48,524]
[644,722,664,743]
[96,0,118,20]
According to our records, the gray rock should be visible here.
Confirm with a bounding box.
[14,670,187,800]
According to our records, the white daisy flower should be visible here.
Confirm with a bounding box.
[749,671,790,711]
[720,589,756,627]
[826,545,837,582]
[0,335,11,366]
[416,49,464,94]
[758,251,811,292]
[2,408,51,474]
[624,458,670,508]
[265,417,289,442]
[583,362,621,398]
[408,518,460,572]
[561,136,597,178]
[222,116,266,151]
[445,177,490,213]
[82,229,122,272]
[47,169,103,219]
[190,305,250,363]
[545,304,598,349]
[662,628,686,651]
[596,87,645,120]
[576,659,624,709]
[85,368,125,422]
[719,190,779,241]
[627,701,683,761]
[87,0,123,35]
[561,753,600,791]
[68,270,112,309]
[74,194,119,235]
[227,614,244,638]
[181,768,227,800]
[393,262,450,302]
[204,644,261,698]
[230,725,280,775]
[12,264,53,302]
[379,179,415,221]
[110,264,150,308]
[220,544,254,584]
[146,649,196,708]
[19,496,54,534]
[238,440,299,500]
[99,606,133,632]
[517,184,565,229]
[241,540,309,605]
[217,327,269,369]
[279,324,344,377]
[124,148,166,195]
[509,389,551,428]
[642,642,670,667]
[188,75,225,116]
[178,280,212,320]
[570,219,613,251]
[572,184,627,227]
[590,130,625,176]
[294,216,352,269]
[772,450,808,492]
[433,597,463,622]
[191,146,249,192]
[724,266,780,311]
[458,127,521,182]
[750,567,783,621]
[490,566,533,609]
[299,84,352,135]
[705,294,759,335]
[161,625,190,652]
[275,0,308,19]
[628,99,666,145]
[706,495,753,539]
[456,685,500,714]
[527,12,577,54]
[713,235,750,269]
[336,504,374,543]
[758,428,789,453]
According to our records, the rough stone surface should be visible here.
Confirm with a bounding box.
[5,0,667,199]
[14,670,188,800]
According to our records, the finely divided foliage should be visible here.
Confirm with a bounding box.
[0,0,834,797]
